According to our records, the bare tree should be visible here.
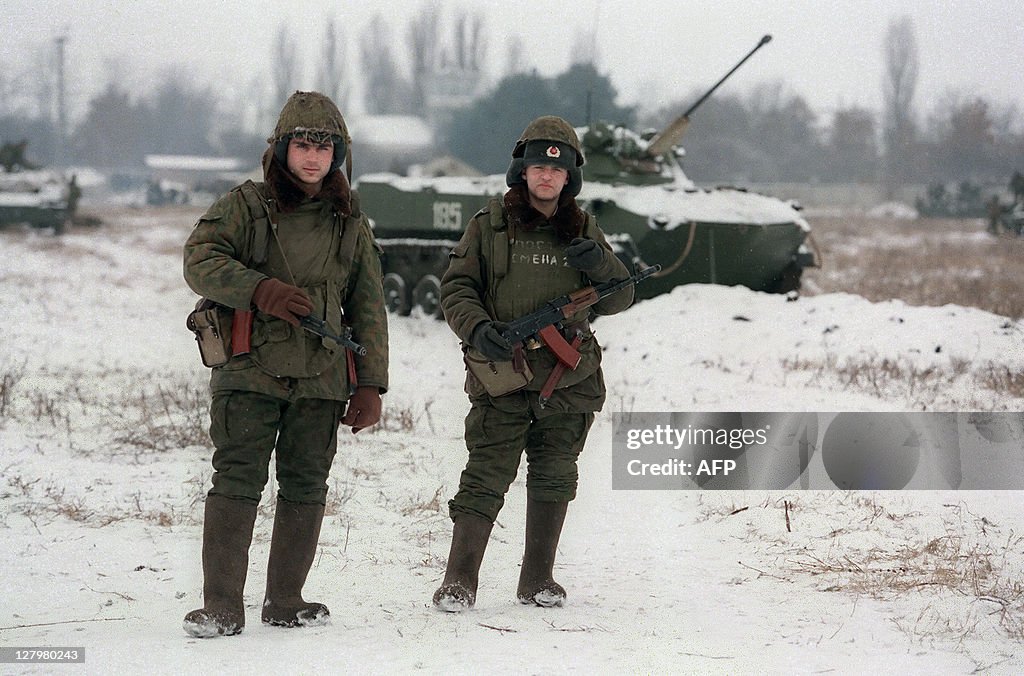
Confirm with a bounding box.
[826,106,879,181]
[0,50,51,119]
[360,15,412,114]
[272,24,300,112]
[746,81,823,181]
[35,47,55,129]
[504,36,528,77]
[882,15,919,188]
[926,92,1001,180]
[407,6,440,112]
[317,19,350,112]
[461,11,487,71]
[70,82,146,166]
[147,67,218,155]
[570,29,598,66]
[0,62,10,118]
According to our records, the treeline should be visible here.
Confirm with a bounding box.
[0,73,266,171]
[0,11,1020,189]
[4,64,1020,188]
[640,85,1024,186]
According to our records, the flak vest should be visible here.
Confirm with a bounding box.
[475,197,603,392]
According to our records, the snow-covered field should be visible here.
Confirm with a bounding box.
[1,208,1023,674]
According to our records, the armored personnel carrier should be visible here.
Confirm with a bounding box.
[992,171,1024,236]
[0,141,73,233]
[1000,201,1024,236]
[357,36,818,316]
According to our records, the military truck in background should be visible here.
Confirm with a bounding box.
[0,141,74,234]
[356,35,819,317]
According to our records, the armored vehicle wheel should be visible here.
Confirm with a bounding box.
[412,274,443,319]
[383,272,411,316]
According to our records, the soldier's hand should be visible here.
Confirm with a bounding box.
[251,278,314,327]
[342,386,382,434]
[471,321,513,361]
[564,237,604,272]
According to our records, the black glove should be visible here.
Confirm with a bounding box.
[564,237,604,272]
[470,321,513,361]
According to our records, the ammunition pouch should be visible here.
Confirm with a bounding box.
[463,346,534,398]
[186,298,232,368]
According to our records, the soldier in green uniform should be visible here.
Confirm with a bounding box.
[433,116,634,611]
[182,91,388,637]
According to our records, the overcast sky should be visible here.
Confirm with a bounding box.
[2,0,1023,125]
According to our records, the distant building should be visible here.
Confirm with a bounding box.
[143,154,252,204]
[423,68,484,131]
[349,115,436,177]
[409,155,483,178]
[144,154,251,182]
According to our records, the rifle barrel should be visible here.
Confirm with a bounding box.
[595,265,661,295]
[299,316,368,356]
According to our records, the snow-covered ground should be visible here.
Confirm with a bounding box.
[1,209,1022,674]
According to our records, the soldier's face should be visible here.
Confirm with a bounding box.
[287,137,334,188]
[523,164,568,203]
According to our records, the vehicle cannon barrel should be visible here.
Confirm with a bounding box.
[646,34,772,158]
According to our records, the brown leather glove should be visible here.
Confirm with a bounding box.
[341,386,382,434]
[251,278,314,327]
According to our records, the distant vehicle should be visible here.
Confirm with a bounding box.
[986,171,1024,236]
[357,36,819,317]
[1000,202,1024,236]
[0,141,73,233]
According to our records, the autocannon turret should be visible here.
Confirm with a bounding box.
[582,35,772,187]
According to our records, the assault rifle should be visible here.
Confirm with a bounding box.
[300,315,368,356]
[228,310,365,395]
[231,310,367,357]
[501,265,660,371]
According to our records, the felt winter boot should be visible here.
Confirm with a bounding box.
[432,513,493,612]
[517,499,569,607]
[261,499,330,627]
[183,495,258,637]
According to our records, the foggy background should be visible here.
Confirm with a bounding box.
[2,0,1022,195]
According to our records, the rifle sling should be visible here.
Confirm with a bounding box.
[538,324,582,369]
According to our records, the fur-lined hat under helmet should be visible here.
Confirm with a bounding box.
[268,91,350,173]
[506,115,585,197]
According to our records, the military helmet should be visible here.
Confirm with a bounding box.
[506,115,585,197]
[269,91,350,172]
[511,116,585,166]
